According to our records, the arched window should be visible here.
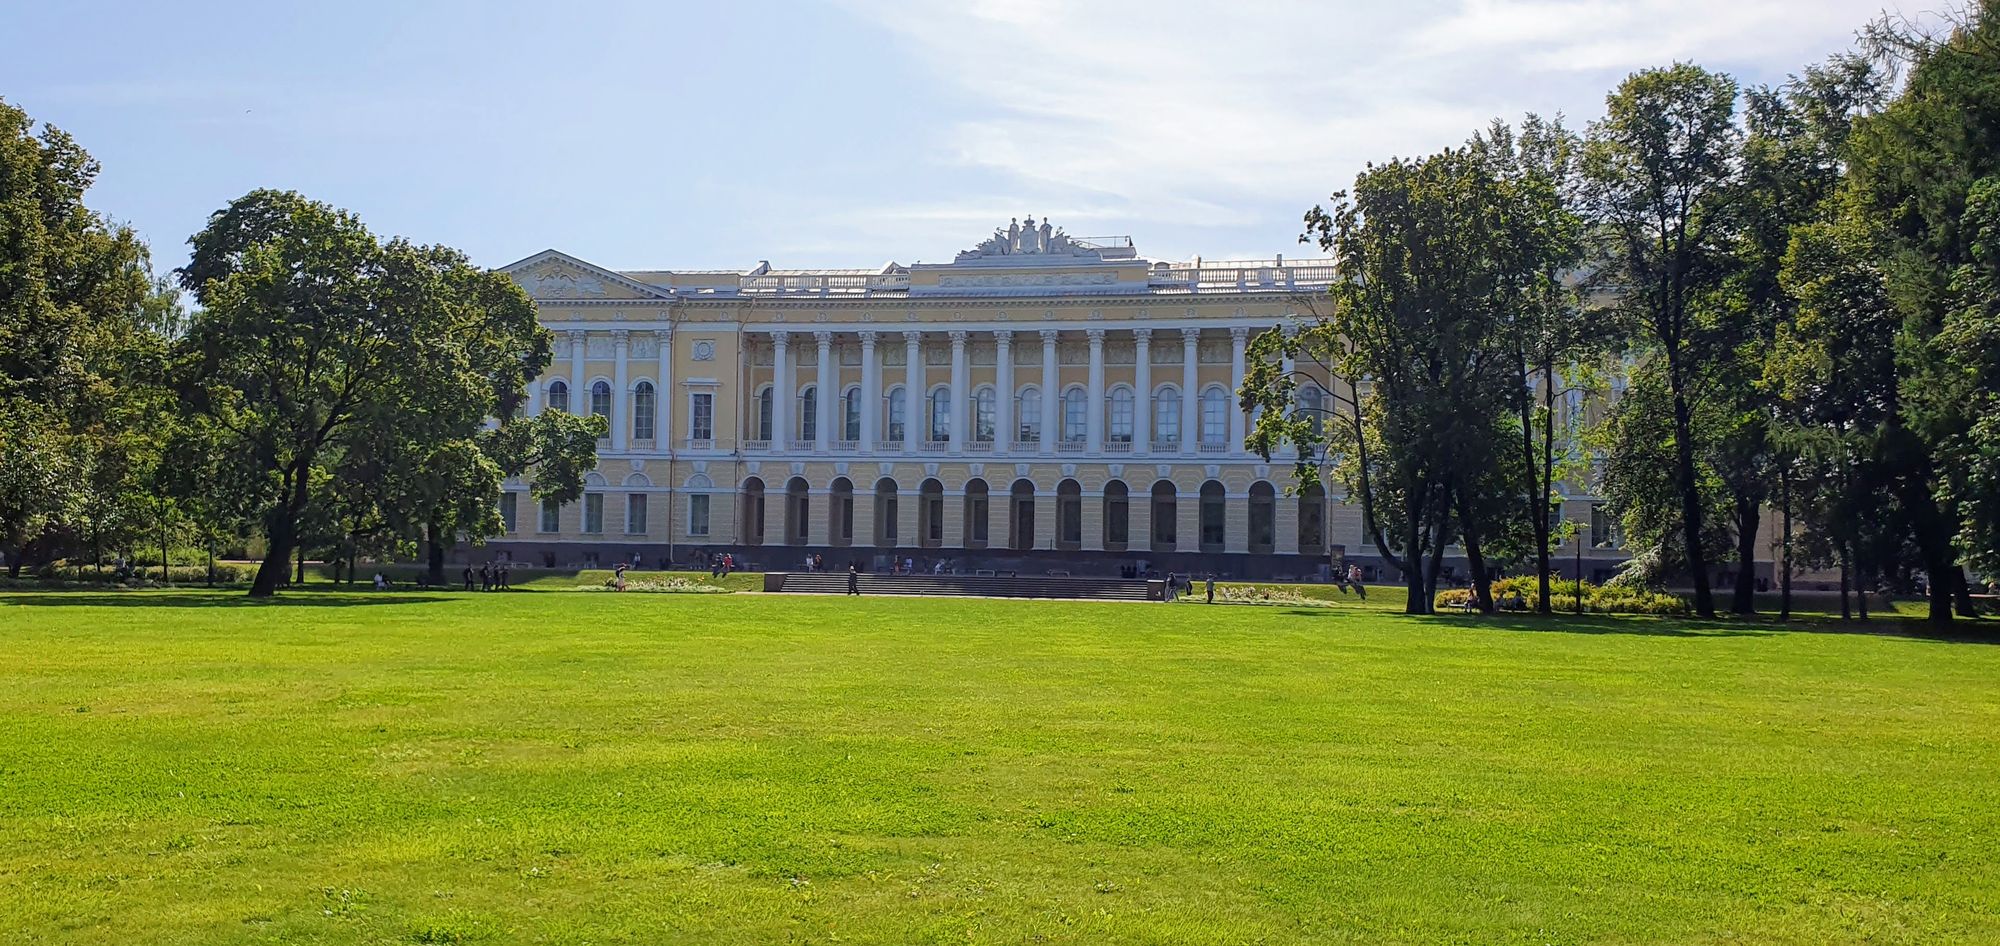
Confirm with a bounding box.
[1200,387,1227,445]
[1016,387,1042,443]
[756,387,773,441]
[886,386,906,442]
[632,381,656,440]
[1062,388,1086,443]
[929,387,951,442]
[590,380,611,419]
[799,385,817,441]
[1154,386,1181,445]
[547,380,569,414]
[842,386,861,441]
[1108,386,1135,442]
[973,386,996,442]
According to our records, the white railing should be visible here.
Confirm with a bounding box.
[683,438,714,451]
[922,440,950,452]
[1011,440,1039,453]
[877,442,904,453]
[1154,438,1179,452]
[788,439,814,451]
[1103,441,1133,453]
[831,440,860,452]
[1057,441,1086,453]
[739,271,912,296]
[1199,442,1230,454]
[1147,260,1338,294]
[743,439,770,452]
[966,441,995,453]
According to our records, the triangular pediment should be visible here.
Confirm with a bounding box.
[497,249,676,302]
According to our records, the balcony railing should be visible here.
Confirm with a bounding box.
[787,438,814,452]
[683,438,714,451]
[743,439,771,452]
[1011,440,1039,453]
[1103,441,1133,453]
[832,440,860,452]
[1199,442,1230,454]
[922,440,950,452]
[1057,441,1086,454]
[965,441,995,453]
[1154,438,1179,452]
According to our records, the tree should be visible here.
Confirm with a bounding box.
[1584,63,1743,618]
[175,190,565,596]
[1253,148,1521,614]
[0,97,173,576]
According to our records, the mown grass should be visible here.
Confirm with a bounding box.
[1,590,1996,944]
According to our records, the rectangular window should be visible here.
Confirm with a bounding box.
[633,389,655,440]
[844,391,861,441]
[539,497,560,534]
[975,392,996,443]
[690,393,713,441]
[499,493,517,534]
[1155,395,1181,444]
[1109,393,1134,442]
[626,494,648,534]
[689,494,710,536]
[887,389,906,442]
[583,493,604,534]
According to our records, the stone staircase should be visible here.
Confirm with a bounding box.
[768,572,1159,601]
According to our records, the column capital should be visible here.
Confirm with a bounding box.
[948,329,969,346]
[1039,328,1061,342]
[1086,328,1106,344]
[900,329,923,345]
[770,329,791,346]
[1229,325,1251,341]
[656,324,674,340]
[1180,326,1202,341]
[993,329,1013,347]
[857,329,879,345]
[813,329,834,346]
[1132,327,1153,341]
[610,329,630,345]
[565,330,588,346]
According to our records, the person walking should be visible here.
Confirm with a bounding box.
[462,565,474,592]
[613,561,628,591]
[1348,563,1367,601]
[497,562,509,590]
[1205,573,1216,604]
[847,561,861,596]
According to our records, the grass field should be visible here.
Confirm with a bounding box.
[2,589,1997,944]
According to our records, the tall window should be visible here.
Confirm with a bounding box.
[1062,388,1086,442]
[974,387,996,442]
[799,385,817,441]
[756,388,773,440]
[1017,388,1042,443]
[583,493,604,533]
[887,386,906,442]
[1200,388,1227,445]
[929,388,951,442]
[632,382,656,440]
[689,392,713,441]
[1155,387,1181,444]
[688,494,710,536]
[1108,387,1134,442]
[1298,384,1323,438]
[626,494,648,534]
[590,380,611,419]
[539,497,560,533]
[843,387,861,441]
[547,380,569,413]
[499,493,517,533]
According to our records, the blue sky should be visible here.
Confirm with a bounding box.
[3,0,1897,274]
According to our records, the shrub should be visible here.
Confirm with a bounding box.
[579,574,731,594]
[1434,577,1688,616]
[37,562,254,585]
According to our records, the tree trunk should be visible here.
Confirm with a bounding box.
[1838,542,1851,621]
[1518,355,1552,614]
[251,466,310,597]
[1424,522,1447,611]
[426,520,448,587]
[1666,373,1714,617]
[1403,509,1429,615]
[1731,491,1759,615]
[1457,486,1493,613]
[1779,467,1792,622]
[295,544,305,585]
[1952,566,1978,618]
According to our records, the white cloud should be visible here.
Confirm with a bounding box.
[827,0,1897,260]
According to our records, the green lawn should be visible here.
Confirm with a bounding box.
[2,590,1996,944]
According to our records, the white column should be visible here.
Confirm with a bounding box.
[1085,328,1105,453]
[1039,329,1059,456]
[994,331,1014,452]
[1279,325,1298,440]
[657,328,674,449]
[948,330,968,455]
[611,330,629,452]
[1133,328,1152,456]
[1229,326,1249,455]
[568,332,586,416]
[770,330,791,450]
[858,330,879,451]
[1180,327,1200,456]
[814,330,834,453]
[902,330,922,452]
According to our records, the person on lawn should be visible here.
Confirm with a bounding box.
[847,561,861,596]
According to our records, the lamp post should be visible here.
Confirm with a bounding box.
[1574,518,1586,615]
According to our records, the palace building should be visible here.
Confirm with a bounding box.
[489,219,1636,580]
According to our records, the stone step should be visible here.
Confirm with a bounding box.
[771,572,1159,601]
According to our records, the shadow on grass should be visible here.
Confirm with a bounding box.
[1278,605,1998,645]
[0,591,453,608]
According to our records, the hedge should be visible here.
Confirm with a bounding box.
[1435,576,1688,616]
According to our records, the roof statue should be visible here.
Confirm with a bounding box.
[956,216,1099,262]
